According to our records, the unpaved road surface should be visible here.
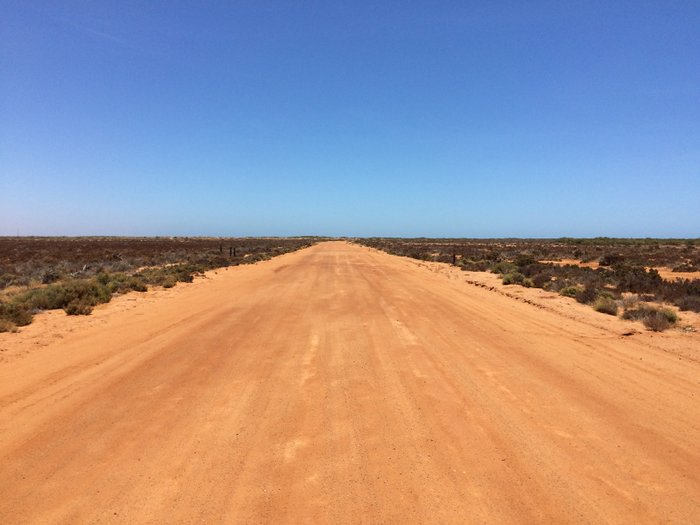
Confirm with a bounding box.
[1,242,698,523]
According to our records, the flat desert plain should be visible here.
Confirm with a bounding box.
[0,241,698,523]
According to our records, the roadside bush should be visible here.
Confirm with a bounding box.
[559,286,580,298]
[622,305,678,332]
[492,262,517,275]
[14,280,111,313]
[576,286,598,305]
[531,272,552,289]
[459,259,491,272]
[502,272,525,285]
[98,272,147,293]
[0,318,17,333]
[643,311,674,332]
[162,276,177,288]
[64,298,94,315]
[593,295,618,315]
[621,293,639,310]
[0,301,34,326]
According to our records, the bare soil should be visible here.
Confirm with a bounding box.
[1,241,698,523]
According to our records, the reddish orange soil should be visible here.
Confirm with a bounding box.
[1,242,698,523]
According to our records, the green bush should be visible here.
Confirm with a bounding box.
[491,262,517,275]
[13,280,111,312]
[622,305,677,323]
[502,272,525,285]
[0,301,34,326]
[560,286,580,298]
[64,299,94,315]
[622,305,677,331]
[576,286,597,304]
[593,295,618,315]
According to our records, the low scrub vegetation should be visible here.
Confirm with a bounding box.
[357,237,700,331]
[622,305,678,332]
[0,237,318,332]
[592,294,618,316]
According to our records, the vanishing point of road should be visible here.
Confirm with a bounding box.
[0,242,698,523]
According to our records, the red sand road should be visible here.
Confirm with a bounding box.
[0,241,698,523]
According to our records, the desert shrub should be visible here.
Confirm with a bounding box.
[531,272,552,288]
[97,272,147,293]
[434,253,454,264]
[41,271,61,284]
[15,280,111,312]
[127,277,147,292]
[613,265,662,294]
[0,274,16,289]
[502,272,525,285]
[593,295,618,315]
[515,255,536,267]
[674,295,700,312]
[576,286,598,304]
[522,277,534,288]
[137,263,204,286]
[672,263,698,272]
[599,254,624,266]
[492,262,517,275]
[642,312,674,332]
[622,305,677,331]
[621,293,639,309]
[162,276,177,288]
[64,298,94,315]
[560,286,580,298]
[459,260,491,272]
[0,318,17,333]
[0,301,34,326]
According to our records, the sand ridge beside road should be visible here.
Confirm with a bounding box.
[0,241,698,523]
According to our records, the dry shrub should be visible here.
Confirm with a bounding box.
[593,295,618,315]
[623,305,678,332]
[0,318,17,333]
[621,293,639,309]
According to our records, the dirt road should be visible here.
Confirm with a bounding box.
[1,242,698,523]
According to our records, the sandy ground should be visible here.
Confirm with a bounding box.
[0,241,698,524]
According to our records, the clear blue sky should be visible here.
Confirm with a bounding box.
[2,1,699,237]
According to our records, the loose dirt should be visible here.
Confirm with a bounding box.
[1,242,698,523]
